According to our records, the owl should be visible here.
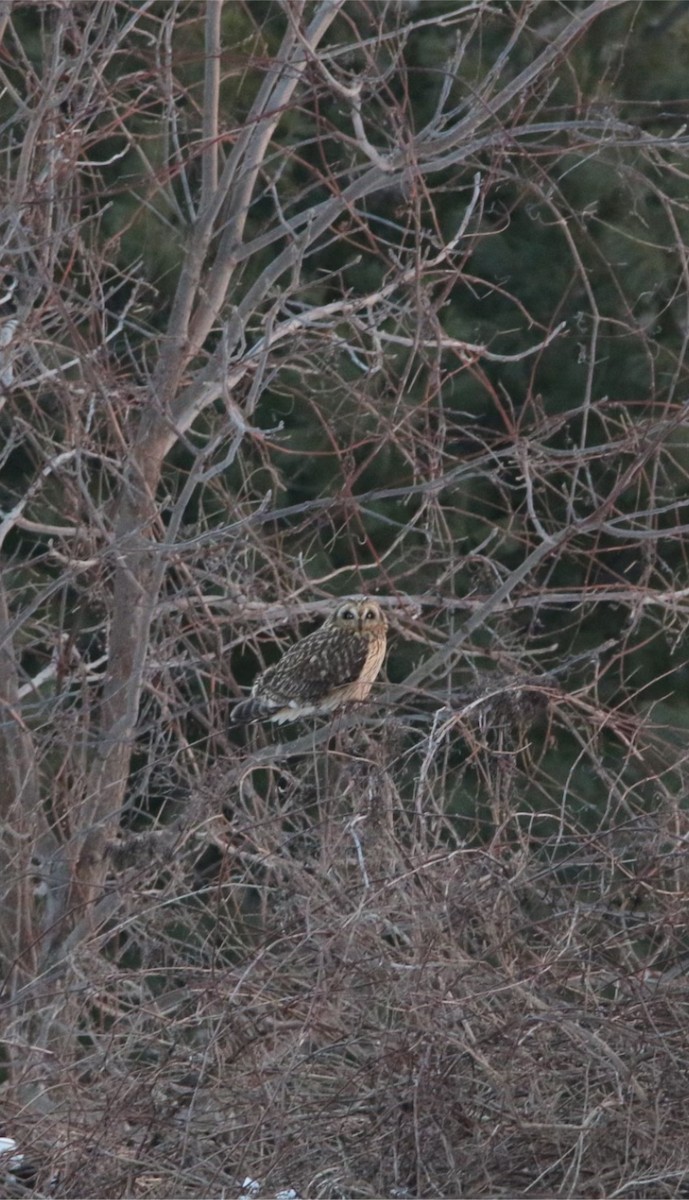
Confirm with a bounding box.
[230,597,387,725]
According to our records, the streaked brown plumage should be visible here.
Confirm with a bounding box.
[230,597,387,725]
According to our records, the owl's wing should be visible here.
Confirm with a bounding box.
[257,628,369,704]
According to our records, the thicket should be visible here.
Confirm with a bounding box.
[3,2,689,1196]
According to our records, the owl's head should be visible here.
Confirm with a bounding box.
[327,597,386,636]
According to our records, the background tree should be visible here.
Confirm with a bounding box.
[3,1,689,1196]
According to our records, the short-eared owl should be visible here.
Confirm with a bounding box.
[230,597,387,725]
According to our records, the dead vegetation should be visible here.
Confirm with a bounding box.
[3,2,689,1196]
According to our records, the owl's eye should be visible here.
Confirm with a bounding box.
[341,607,355,620]
[364,607,377,620]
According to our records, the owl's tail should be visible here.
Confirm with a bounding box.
[228,696,274,726]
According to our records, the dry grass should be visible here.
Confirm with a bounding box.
[6,703,689,1199]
